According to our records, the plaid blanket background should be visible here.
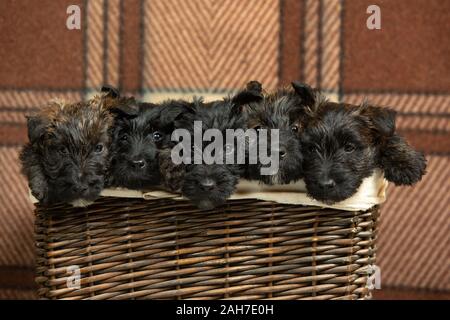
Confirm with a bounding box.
[0,0,448,299]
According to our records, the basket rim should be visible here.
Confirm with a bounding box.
[29,170,387,211]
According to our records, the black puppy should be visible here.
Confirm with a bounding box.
[157,99,198,192]
[244,81,311,184]
[298,87,427,204]
[19,86,133,206]
[108,100,194,189]
[180,84,263,209]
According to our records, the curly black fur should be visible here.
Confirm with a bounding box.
[301,103,379,204]
[182,163,240,210]
[181,99,245,210]
[180,84,262,209]
[298,86,427,204]
[158,148,186,192]
[157,99,197,192]
[19,88,129,205]
[244,82,309,184]
[108,100,195,189]
[379,134,427,185]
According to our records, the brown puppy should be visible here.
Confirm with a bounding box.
[20,87,135,206]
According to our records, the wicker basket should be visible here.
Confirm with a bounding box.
[34,191,380,300]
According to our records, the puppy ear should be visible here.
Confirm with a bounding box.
[231,80,264,113]
[291,81,316,107]
[245,80,263,93]
[109,98,140,118]
[360,104,397,137]
[161,100,196,126]
[101,85,120,99]
[26,116,48,143]
[379,134,427,185]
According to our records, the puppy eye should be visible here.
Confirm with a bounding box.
[95,143,104,153]
[344,143,356,153]
[120,134,128,142]
[152,131,163,142]
[291,125,298,133]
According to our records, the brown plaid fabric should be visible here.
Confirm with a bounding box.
[0,0,448,299]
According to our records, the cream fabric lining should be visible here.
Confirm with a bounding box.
[31,169,388,212]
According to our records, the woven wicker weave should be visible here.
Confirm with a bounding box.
[34,197,379,300]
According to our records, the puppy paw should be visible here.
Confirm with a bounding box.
[29,179,48,203]
[383,150,427,185]
[380,134,427,186]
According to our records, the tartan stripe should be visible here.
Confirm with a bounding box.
[343,93,450,115]
[0,90,82,109]
[0,124,27,146]
[0,288,37,300]
[0,147,35,267]
[377,156,449,290]
[401,131,450,155]
[0,90,83,124]
[302,0,320,88]
[104,0,121,87]
[143,0,280,92]
[343,93,450,132]
[118,0,142,92]
[0,266,36,290]
[320,0,342,92]
[396,115,450,132]
[85,0,105,89]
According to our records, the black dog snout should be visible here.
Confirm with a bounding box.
[131,159,146,169]
[72,184,88,193]
[318,178,336,189]
[200,178,216,191]
[88,177,102,186]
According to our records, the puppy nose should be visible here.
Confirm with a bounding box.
[200,179,216,191]
[88,178,101,186]
[72,185,88,193]
[319,179,336,189]
[131,159,146,169]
